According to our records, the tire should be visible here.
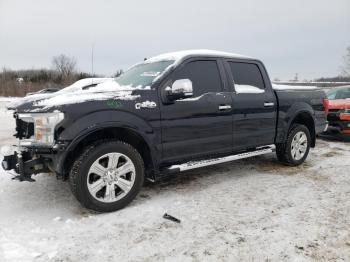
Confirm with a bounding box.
[69,140,144,212]
[276,124,311,166]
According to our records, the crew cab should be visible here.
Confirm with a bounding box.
[1,50,327,212]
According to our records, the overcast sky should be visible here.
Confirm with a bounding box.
[0,0,349,80]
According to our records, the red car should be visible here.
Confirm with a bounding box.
[324,86,350,140]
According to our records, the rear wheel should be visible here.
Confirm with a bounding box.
[276,124,311,166]
[69,140,144,212]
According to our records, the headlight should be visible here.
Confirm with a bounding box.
[340,109,350,121]
[18,112,64,146]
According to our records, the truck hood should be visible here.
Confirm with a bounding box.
[7,78,114,111]
[8,80,143,113]
[328,99,350,110]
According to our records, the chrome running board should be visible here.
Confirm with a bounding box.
[166,145,275,172]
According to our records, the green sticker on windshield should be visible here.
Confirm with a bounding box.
[107,100,123,109]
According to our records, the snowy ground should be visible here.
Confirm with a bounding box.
[0,99,349,262]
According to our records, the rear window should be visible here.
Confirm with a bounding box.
[228,62,265,91]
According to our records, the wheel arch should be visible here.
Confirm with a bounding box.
[288,111,316,147]
[60,125,157,180]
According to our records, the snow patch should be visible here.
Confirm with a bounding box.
[56,78,113,94]
[0,97,18,102]
[272,84,318,91]
[0,145,14,156]
[146,49,252,63]
[6,78,113,109]
[8,80,142,109]
[34,90,139,109]
[235,84,265,94]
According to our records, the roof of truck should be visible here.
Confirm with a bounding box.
[146,49,253,63]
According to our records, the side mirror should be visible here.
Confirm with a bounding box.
[166,79,193,101]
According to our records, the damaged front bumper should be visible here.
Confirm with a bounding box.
[1,145,50,182]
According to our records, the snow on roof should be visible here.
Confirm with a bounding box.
[145,49,253,63]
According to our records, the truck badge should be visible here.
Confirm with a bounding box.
[135,101,157,109]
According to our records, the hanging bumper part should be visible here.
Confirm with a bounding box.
[1,146,50,182]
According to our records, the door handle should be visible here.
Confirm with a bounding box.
[264,102,275,107]
[219,105,232,110]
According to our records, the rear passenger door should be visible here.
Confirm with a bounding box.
[224,60,277,151]
[159,59,233,163]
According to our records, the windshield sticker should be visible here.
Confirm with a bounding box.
[107,100,123,109]
[140,72,161,77]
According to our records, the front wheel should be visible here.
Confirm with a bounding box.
[276,124,311,166]
[69,140,144,212]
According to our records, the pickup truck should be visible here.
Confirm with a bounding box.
[323,85,350,140]
[1,50,328,212]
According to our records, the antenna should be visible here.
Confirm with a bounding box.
[91,44,94,84]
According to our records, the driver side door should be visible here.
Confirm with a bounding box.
[159,59,233,163]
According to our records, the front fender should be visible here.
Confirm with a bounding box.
[54,110,159,176]
[58,110,155,142]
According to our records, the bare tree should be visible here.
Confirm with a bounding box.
[340,46,350,77]
[114,69,123,77]
[52,54,77,78]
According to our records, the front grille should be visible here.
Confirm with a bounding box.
[327,110,340,122]
[14,116,34,139]
[328,109,340,113]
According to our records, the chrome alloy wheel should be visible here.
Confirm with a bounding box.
[291,131,308,161]
[87,153,136,203]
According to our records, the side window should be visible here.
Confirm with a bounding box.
[228,62,265,94]
[172,60,222,97]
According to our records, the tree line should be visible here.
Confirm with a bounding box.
[0,54,122,97]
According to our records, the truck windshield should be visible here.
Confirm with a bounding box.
[327,87,350,100]
[115,60,174,88]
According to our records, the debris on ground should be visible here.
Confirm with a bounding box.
[163,213,181,223]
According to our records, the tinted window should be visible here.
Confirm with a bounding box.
[327,88,350,100]
[172,60,222,96]
[228,62,265,91]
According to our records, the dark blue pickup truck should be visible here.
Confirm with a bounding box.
[2,50,327,212]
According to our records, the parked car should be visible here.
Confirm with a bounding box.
[26,88,60,97]
[322,85,350,140]
[1,50,328,212]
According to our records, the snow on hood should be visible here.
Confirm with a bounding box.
[7,92,57,109]
[272,84,318,90]
[55,78,113,94]
[6,78,113,109]
[33,80,141,109]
